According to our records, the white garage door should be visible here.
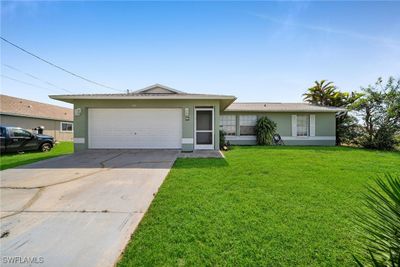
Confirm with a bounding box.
[88,108,182,149]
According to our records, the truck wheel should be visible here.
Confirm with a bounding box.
[40,143,52,152]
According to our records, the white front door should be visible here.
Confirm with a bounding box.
[88,108,182,149]
[194,108,214,150]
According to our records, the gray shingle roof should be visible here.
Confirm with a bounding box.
[225,102,346,113]
[0,94,73,121]
[49,91,237,110]
[50,92,234,98]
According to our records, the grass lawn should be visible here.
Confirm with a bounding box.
[119,146,400,266]
[0,141,73,170]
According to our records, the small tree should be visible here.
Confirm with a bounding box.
[255,116,277,145]
[219,130,226,149]
[352,77,400,150]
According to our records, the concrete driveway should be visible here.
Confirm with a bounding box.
[0,150,179,267]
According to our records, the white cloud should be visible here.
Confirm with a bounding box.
[252,13,400,49]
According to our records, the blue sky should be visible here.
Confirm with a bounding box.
[1,1,399,108]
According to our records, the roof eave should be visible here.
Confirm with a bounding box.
[49,95,237,107]
[220,97,237,111]
[0,112,73,122]
[49,95,236,100]
[224,109,347,113]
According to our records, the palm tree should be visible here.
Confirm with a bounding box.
[303,80,337,106]
[303,80,363,145]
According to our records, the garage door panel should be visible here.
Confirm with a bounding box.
[88,109,182,149]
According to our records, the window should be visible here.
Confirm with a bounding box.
[240,115,257,136]
[220,115,236,135]
[0,127,6,137]
[61,122,73,132]
[297,115,309,136]
[11,128,32,138]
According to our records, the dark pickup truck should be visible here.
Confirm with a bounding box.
[0,126,55,153]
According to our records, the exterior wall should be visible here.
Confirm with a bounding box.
[0,114,73,141]
[72,99,221,152]
[220,112,336,146]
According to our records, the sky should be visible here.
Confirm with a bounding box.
[1,1,400,108]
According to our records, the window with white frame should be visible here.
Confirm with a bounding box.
[60,122,73,132]
[239,115,257,136]
[297,115,309,136]
[220,115,236,135]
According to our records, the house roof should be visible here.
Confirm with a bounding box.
[225,102,346,113]
[48,84,345,113]
[133,83,185,94]
[0,94,73,121]
[49,84,237,110]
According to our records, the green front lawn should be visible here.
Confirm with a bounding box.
[0,141,73,170]
[119,146,400,266]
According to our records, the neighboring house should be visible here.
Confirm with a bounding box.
[0,94,73,141]
[50,84,345,152]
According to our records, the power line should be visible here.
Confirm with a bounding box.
[1,74,61,94]
[3,63,74,94]
[1,37,123,92]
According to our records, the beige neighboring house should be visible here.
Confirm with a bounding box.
[0,94,73,141]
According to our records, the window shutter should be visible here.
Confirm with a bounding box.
[291,115,297,136]
[310,114,315,136]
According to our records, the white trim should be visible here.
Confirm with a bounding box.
[50,95,235,101]
[60,121,73,132]
[281,136,336,141]
[309,114,316,137]
[74,138,85,144]
[194,107,214,150]
[226,136,256,141]
[225,136,335,141]
[182,138,194,144]
[291,115,297,137]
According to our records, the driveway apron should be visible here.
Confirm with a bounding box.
[0,150,178,267]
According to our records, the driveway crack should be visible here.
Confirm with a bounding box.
[0,152,130,220]
[0,151,176,220]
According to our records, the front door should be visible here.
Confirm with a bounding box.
[194,108,214,150]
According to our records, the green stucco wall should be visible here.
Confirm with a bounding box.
[72,99,337,151]
[72,99,221,152]
[220,111,336,146]
[315,113,336,136]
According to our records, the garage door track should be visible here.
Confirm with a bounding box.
[0,150,179,267]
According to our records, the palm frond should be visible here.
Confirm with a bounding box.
[354,174,400,266]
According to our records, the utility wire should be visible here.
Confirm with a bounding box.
[1,37,123,92]
[3,63,74,94]
[1,74,60,94]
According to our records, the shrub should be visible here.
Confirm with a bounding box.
[356,126,399,150]
[255,116,277,145]
[352,77,400,150]
[354,174,400,266]
[219,130,226,149]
